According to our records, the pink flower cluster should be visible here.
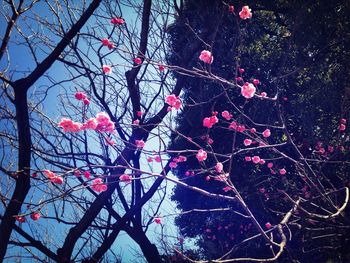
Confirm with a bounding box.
[203,115,218,128]
[120,174,132,183]
[340,118,346,131]
[135,139,145,149]
[165,94,182,110]
[103,65,112,74]
[101,38,115,50]
[241,82,256,99]
[229,121,246,132]
[199,50,214,64]
[196,149,207,162]
[75,92,90,105]
[111,17,125,25]
[43,169,63,184]
[91,178,107,192]
[221,110,233,120]
[59,112,115,133]
[239,6,252,20]
[134,57,142,65]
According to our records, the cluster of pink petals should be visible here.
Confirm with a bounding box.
[154,217,162,224]
[102,65,112,74]
[120,174,132,183]
[95,112,115,132]
[215,162,223,173]
[111,17,125,25]
[101,38,115,50]
[135,139,145,149]
[262,129,271,138]
[75,92,90,105]
[340,118,346,131]
[58,118,82,132]
[229,121,246,132]
[81,118,98,130]
[30,212,41,221]
[91,178,107,192]
[199,50,214,64]
[43,169,63,184]
[173,155,187,163]
[221,110,233,120]
[133,57,142,65]
[252,79,260,85]
[165,94,182,110]
[279,168,287,175]
[154,156,162,162]
[169,162,177,168]
[229,5,234,13]
[243,139,252,146]
[203,116,218,128]
[241,82,256,99]
[239,6,252,20]
[158,64,165,71]
[196,149,207,162]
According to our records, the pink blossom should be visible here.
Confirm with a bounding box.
[111,17,125,25]
[199,50,214,64]
[185,171,190,176]
[239,68,245,74]
[83,98,90,105]
[102,65,112,74]
[74,170,81,177]
[169,162,178,168]
[120,174,132,183]
[91,178,107,192]
[328,146,334,153]
[237,125,246,133]
[341,118,347,124]
[101,38,110,46]
[241,82,256,99]
[250,128,256,133]
[95,112,115,132]
[50,176,63,184]
[205,175,210,181]
[265,222,272,229]
[154,217,162,224]
[154,156,161,162]
[147,157,153,162]
[207,138,214,145]
[239,6,252,20]
[339,124,346,131]
[279,168,287,175]
[134,57,142,65]
[43,169,55,179]
[165,94,182,110]
[31,172,38,178]
[253,79,260,85]
[158,65,165,71]
[203,116,218,128]
[84,171,91,179]
[259,159,265,165]
[259,188,266,193]
[260,92,267,97]
[30,212,40,221]
[177,156,187,162]
[229,5,234,13]
[16,216,26,223]
[243,139,252,146]
[196,149,207,162]
[262,129,271,138]
[133,119,140,125]
[81,118,98,130]
[267,162,273,168]
[223,186,233,192]
[135,139,145,149]
[229,121,237,130]
[75,92,86,100]
[245,156,251,161]
[221,110,232,120]
[236,77,243,82]
[58,118,82,132]
[252,156,261,164]
[136,111,143,117]
[215,162,223,173]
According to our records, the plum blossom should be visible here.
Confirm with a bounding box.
[84,171,91,179]
[252,79,260,85]
[154,217,162,224]
[245,156,251,161]
[241,82,256,99]
[75,92,87,100]
[111,17,125,25]
[265,222,272,229]
[252,156,261,164]
[101,38,114,50]
[102,65,112,74]
[239,6,252,20]
[158,64,165,71]
[215,162,223,173]
[135,139,145,149]
[83,98,90,105]
[267,162,273,168]
[203,116,218,128]
[229,5,234,13]
[133,57,142,65]
[279,168,287,175]
[261,92,267,97]
[91,178,107,192]
[199,50,214,64]
[165,94,182,110]
[95,112,115,132]
[30,212,40,221]
[239,68,245,74]
[341,118,346,124]
[50,176,63,184]
[58,118,82,132]
[16,215,26,223]
[196,149,207,162]
[339,124,346,131]
[154,156,161,163]
[243,139,252,146]
[81,118,98,130]
[222,110,232,120]
[250,128,256,133]
[262,129,271,138]
[120,174,132,183]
